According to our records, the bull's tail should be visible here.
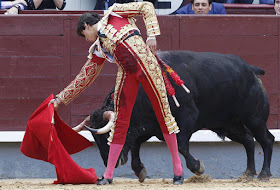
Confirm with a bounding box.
[250,65,265,76]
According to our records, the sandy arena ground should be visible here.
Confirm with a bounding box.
[1,175,280,190]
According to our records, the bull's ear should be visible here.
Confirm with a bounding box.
[103,111,113,121]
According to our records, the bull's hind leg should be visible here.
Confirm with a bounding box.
[244,120,274,181]
[224,127,257,181]
[240,78,274,181]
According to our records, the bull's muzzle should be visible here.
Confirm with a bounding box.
[84,111,115,134]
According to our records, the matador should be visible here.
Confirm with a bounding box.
[50,2,184,185]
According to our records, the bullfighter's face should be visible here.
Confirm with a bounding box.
[275,0,280,15]
[192,0,212,14]
[82,23,98,43]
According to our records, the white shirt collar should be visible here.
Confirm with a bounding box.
[88,38,99,54]
[110,12,122,18]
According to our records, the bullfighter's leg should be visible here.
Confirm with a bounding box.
[101,68,140,184]
[121,35,184,184]
[139,69,185,182]
[222,127,257,181]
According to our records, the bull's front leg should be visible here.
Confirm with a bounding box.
[176,105,204,175]
[177,135,205,175]
[130,136,151,182]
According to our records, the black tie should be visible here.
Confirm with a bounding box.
[98,31,107,38]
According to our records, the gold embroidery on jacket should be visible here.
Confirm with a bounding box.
[107,62,126,145]
[124,35,179,134]
[99,22,139,55]
[107,35,179,144]
[57,57,105,105]
[101,2,160,38]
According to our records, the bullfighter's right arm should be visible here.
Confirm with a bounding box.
[56,54,105,105]
[103,2,161,38]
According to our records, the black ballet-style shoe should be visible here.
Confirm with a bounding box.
[173,173,184,185]
[97,176,113,185]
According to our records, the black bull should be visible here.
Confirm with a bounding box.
[87,50,274,182]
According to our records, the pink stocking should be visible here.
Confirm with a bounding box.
[163,133,183,176]
[103,143,123,179]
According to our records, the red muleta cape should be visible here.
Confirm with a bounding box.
[20,94,98,184]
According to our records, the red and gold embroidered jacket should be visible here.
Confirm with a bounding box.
[57,2,160,105]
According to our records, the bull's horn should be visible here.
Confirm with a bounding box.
[84,112,115,134]
[83,124,98,133]
[72,115,90,132]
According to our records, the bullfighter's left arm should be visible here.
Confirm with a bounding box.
[56,54,105,105]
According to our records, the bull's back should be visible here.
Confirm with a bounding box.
[157,50,254,83]
[156,50,265,114]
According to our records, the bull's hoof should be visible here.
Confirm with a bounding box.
[137,167,147,183]
[237,174,254,182]
[257,174,271,182]
[257,176,270,182]
[257,171,272,182]
[237,170,257,182]
[194,160,205,175]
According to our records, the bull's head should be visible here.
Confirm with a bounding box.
[83,110,114,134]
[86,106,128,168]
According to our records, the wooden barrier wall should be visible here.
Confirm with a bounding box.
[0,14,279,131]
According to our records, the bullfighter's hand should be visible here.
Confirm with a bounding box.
[146,38,157,54]
[48,98,61,110]
[4,7,19,15]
